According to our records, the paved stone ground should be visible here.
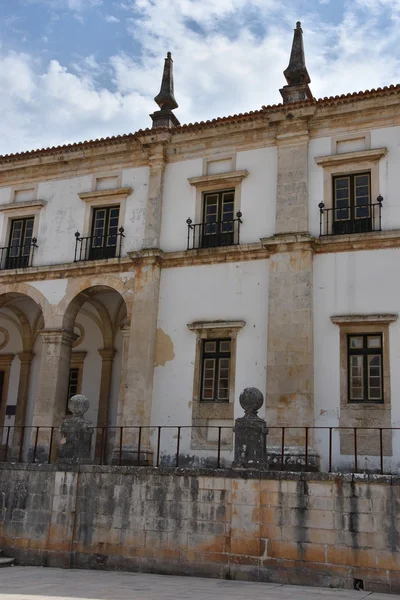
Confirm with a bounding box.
[0,567,398,600]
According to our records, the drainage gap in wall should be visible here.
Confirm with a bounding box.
[354,579,364,591]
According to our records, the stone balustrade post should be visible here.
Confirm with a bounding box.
[58,394,94,464]
[233,387,268,468]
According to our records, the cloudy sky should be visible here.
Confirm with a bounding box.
[0,0,398,155]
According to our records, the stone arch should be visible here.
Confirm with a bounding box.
[0,290,46,445]
[57,275,132,331]
[0,283,52,329]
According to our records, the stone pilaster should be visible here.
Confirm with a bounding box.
[33,329,77,427]
[265,125,315,458]
[142,140,168,249]
[10,351,34,458]
[114,257,161,464]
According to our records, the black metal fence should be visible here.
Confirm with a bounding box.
[186,213,242,250]
[0,240,37,270]
[74,229,125,262]
[319,196,383,236]
[1,424,399,474]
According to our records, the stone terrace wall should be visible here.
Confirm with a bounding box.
[0,464,399,593]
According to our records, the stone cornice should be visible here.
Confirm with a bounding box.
[0,199,46,212]
[1,229,400,286]
[188,170,249,189]
[188,320,246,332]
[331,314,398,325]
[78,188,132,202]
[314,229,400,254]
[315,147,387,168]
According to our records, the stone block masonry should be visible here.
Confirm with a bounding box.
[0,464,399,593]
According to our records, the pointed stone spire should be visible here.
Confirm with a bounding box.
[151,52,180,128]
[280,22,314,104]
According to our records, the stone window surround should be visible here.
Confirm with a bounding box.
[330,131,371,155]
[78,187,133,239]
[187,320,245,450]
[315,147,387,215]
[69,351,87,397]
[331,313,397,457]
[188,170,248,225]
[0,200,45,255]
[90,171,122,192]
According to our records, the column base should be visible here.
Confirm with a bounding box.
[267,445,320,472]
[111,445,153,466]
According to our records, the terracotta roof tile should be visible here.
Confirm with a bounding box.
[0,83,399,163]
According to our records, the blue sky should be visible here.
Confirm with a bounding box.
[0,0,399,154]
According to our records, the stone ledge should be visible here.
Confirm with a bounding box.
[78,187,132,201]
[331,313,398,325]
[0,462,398,484]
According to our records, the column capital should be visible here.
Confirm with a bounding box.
[17,351,35,365]
[0,353,15,367]
[98,348,117,361]
[39,329,78,346]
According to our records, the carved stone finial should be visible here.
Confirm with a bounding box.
[151,52,180,129]
[280,21,314,104]
[233,387,268,468]
[58,394,93,464]
[239,387,264,418]
[68,393,89,418]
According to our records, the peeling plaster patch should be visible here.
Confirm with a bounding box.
[29,279,68,305]
[154,328,175,367]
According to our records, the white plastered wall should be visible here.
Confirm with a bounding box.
[314,248,400,470]
[151,259,269,459]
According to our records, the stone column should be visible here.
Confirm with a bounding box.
[31,329,77,461]
[10,351,34,459]
[141,137,169,249]
[114,257,161,464]
[265,124,316,467]
[95,347,116,461]
[0,354,15,458]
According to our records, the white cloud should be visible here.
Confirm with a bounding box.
[105,14,120,23]
[1,0,400,155]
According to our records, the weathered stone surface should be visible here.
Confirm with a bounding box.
[1,465,399,591]
[233,388,268,468]
[58,395,93,464]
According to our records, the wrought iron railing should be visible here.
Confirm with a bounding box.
[319,195,383,236]
[74,229,125,262]
[186,213,242,250]
[1,424,399,474]
[0,240,37,270]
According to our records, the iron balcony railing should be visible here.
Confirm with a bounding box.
[0,239,38,270]
[186,212,242,250]
[74,228,125,262]
[1,424,399,474]
[319,195,383,236]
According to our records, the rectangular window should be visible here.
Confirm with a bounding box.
[66,368,80,414]
[202,190,235,248]
[6,217,34,269]
[333,173,371,235]
[89,206,120,260]
[348,334,383,403]
[200,339,231,402]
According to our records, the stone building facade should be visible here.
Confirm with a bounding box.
[0,23,400,470]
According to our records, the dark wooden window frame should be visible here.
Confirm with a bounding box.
[347,333,383,404]
[66,367,80,414]
[332,172,371,234]
[6,216,35,268]
[201,189,235,248]
[200,338,231,403]
[89,205,120,259]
